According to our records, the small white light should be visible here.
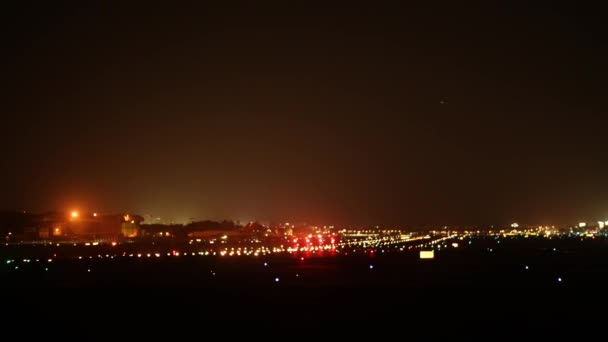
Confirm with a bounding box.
[369,265,374,269]
[557,277,562,282]
[525,266,529,270]
[263,262,268,266]
[275,277,279,282]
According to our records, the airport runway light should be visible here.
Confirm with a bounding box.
[420,250,434,259]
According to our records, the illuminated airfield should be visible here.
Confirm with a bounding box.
[4,227,608,323]
[4,231,442,264]
[1,228,600,285]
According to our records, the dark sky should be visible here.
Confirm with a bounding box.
[1,2,607,225]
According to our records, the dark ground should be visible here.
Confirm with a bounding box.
[1,236,607,336]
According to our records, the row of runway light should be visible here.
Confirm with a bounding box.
[4,233,462,265]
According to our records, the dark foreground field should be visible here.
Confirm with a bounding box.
[2,236,608,332]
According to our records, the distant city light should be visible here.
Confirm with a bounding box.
[369,265,374,269]
[578,222,586,228]
[71,211,79,218]
[511,223,519,228]
[599,221,605,229]
[274,277,279,282]
[93,213,97,217]
[557,277,562,282]
[525,266,529,270]
[452,243,459,248]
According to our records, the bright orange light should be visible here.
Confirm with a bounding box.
[111,242,117,247]
[93,213,97,217]
[124,214,131,222]
[71,211,79,218]
[54,228,60,232]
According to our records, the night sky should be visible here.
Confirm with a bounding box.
[2,2,607,225]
